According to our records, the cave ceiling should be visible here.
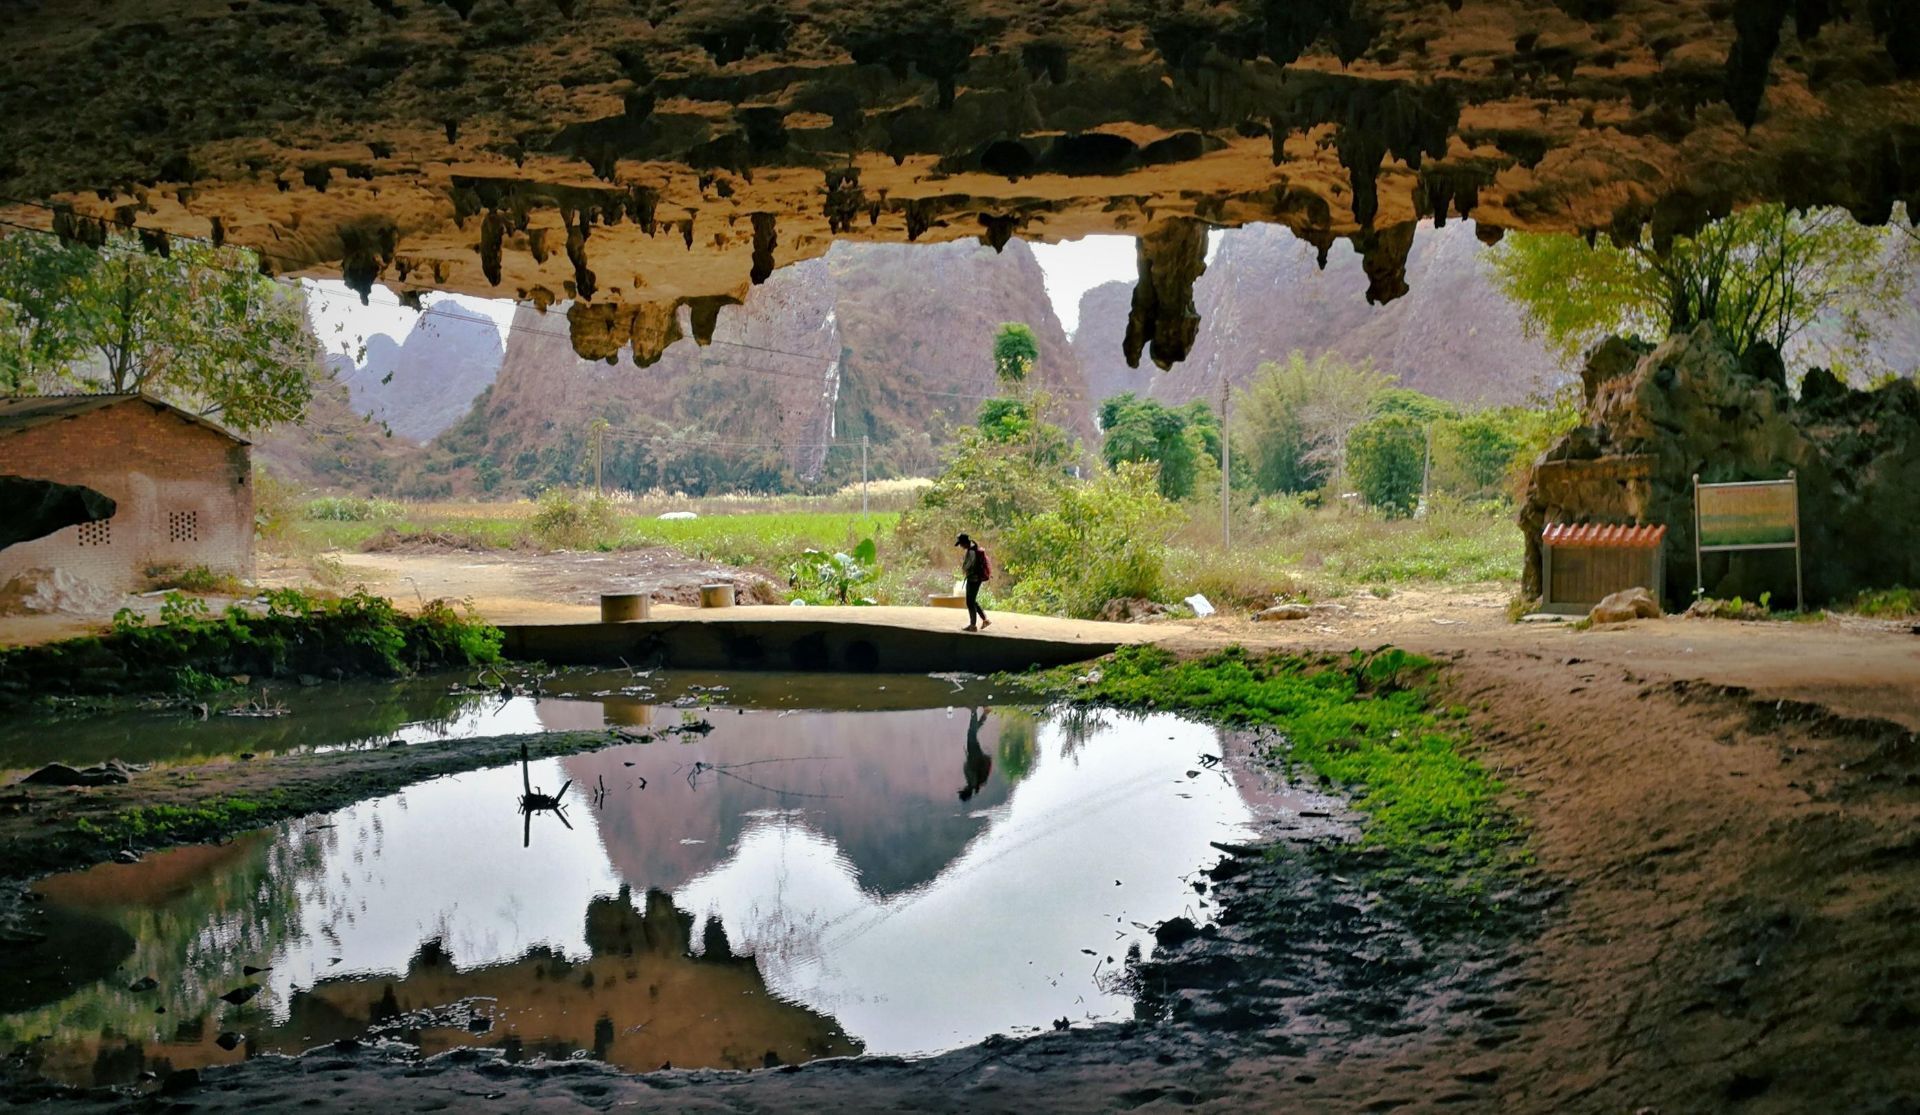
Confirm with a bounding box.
[0,0,1916,369]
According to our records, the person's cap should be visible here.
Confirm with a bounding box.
[954,533,971,546]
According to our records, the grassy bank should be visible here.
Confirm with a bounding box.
[1021,644,1523,917]
[0,590,501,706]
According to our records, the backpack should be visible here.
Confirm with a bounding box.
[975,546,992,581]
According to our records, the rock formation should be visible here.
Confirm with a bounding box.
[2,0,1915,366]
[326,302,507,443]
[408,237,1089,496]
[1076,220,1562,406]
[1519,326,1920,608]
[0,477,115,551]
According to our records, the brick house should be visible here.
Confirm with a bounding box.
[0,395,254,602]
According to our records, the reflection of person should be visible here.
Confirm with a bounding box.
[959,706,994,802]
[955,533,991,632]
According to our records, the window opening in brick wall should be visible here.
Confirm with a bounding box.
[167,511,198,544]
[77,520,111,547]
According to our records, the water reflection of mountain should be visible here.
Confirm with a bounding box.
[563,708,1034,897]
[281,885,858,1073]
[9,705,1263,1086]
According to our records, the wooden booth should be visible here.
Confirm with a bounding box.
[1540,522,1668,615]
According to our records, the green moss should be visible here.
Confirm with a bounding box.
[74,794,286,847]
[1018,645,1524,916]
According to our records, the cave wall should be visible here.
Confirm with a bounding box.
[1,0,1917,366]
[1519,328,1920,608]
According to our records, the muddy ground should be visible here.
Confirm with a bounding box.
[3,561,1919,1112]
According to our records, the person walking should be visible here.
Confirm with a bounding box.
[958,706,994,802]
[955,533,992,632]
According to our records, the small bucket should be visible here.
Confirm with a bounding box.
[699,583,736,609]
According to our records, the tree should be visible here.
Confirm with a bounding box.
[992,322,1038,387]
[1346,414,1426,516]
[1097,392,1217,501]
[0,231,315,430]
[1231,351,1392,495]
[1489,205,1892,373]
[1370,387,1456,423]
[1445,410,1526,492]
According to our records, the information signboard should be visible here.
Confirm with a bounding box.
[1693,472,1802,607]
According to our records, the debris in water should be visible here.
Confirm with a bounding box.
[516,741,573,846]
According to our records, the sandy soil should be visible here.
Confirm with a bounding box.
[312,547,1920,732]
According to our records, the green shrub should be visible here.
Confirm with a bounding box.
[896,428,1071,567]
[1847,585,1918,618]
[0,589,502,703]
[253,466,302,541]
[1001,462,1177,617]
[144,564,244,595]
[787,538,881,605]
[1346,415,1426,516]
[530,488,621,550]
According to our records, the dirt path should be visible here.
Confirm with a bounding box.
[269,549,1920,730]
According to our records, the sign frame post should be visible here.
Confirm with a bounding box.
[1693,471,1803,609]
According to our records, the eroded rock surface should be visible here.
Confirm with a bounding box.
[1520,326,1920,608]
[0,477,114,551]
[1,0,1917,364]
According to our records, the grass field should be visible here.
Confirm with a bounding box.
[284,504,898,569]
[274,485,1524,616]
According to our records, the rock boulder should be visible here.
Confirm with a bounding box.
[1520,326,1920,609]
[1589,588,1661,625]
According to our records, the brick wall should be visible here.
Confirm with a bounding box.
[0,400,254,597]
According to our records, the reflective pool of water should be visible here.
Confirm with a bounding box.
[3,700,1307,1086]
[0,669,1003,774]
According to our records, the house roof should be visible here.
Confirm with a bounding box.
[1542,522,1668,550]
[0,394,249,445]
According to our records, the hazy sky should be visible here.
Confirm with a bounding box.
[303,233,1192,356]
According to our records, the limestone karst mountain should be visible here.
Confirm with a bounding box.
[400,238,1089,497]
[324,302,506,444]
[1074,221,1564,408]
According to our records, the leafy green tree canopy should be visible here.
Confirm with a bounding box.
[1097,392,1218,501]
[1232,351,1392,496]
[991,322,1039,387]
[1346,414,1426,517]
[0,231,315,430]
[1489,204,1894,373]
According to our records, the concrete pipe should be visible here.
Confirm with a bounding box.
[600,593,651,622]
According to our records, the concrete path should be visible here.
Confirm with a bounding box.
[501,604,1168,673]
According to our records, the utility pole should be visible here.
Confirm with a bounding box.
[861,434,870,516]
[1219,376,1231,551]
[1419,422,1433,518]
[589,418,608,497]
